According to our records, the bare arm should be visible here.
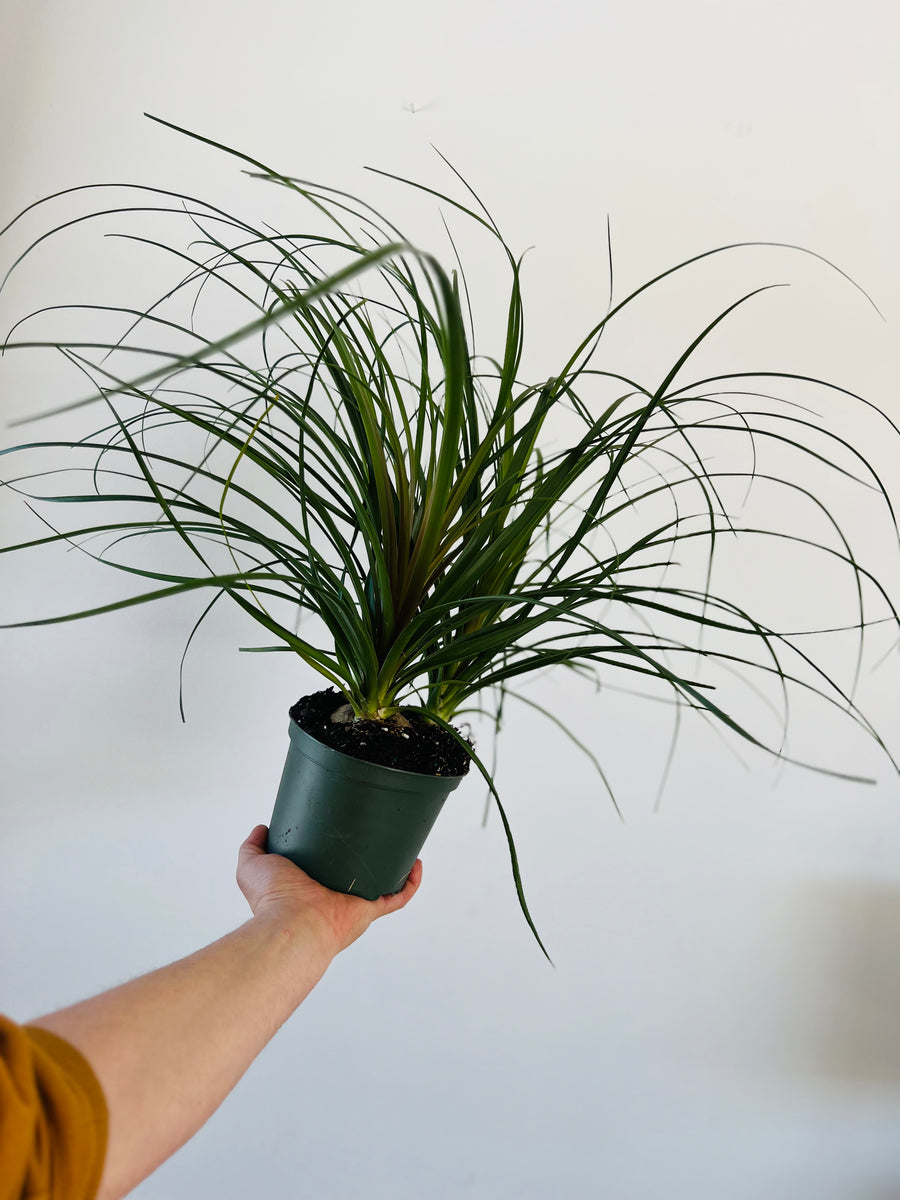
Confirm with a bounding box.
[29,825,422,1200]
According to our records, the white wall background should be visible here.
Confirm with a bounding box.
[2,1,900,1197]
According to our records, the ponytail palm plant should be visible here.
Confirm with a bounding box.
[2,117,898,948]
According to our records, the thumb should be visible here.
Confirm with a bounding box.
[238,824,269,866]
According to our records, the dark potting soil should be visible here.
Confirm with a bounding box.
[290,688,472,778]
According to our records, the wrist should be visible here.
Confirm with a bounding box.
[248,906,338,982]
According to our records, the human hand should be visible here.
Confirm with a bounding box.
[236,825,422,957]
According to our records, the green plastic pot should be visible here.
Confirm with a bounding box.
[268,717,465,899]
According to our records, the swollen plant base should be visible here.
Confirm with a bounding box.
[289,688,471,775]
[267,690,469,899]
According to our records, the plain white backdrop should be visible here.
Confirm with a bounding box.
[2,1,900,1197]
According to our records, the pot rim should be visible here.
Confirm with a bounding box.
[286,717,468,792]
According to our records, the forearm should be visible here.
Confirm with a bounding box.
[25,826,421,1200]
[31,912,334,1200]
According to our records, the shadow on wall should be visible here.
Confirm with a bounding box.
[796,883,900,1087]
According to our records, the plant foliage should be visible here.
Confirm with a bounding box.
[2,118,898,950]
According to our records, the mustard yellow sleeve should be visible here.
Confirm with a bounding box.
[1,1014,108,1200]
